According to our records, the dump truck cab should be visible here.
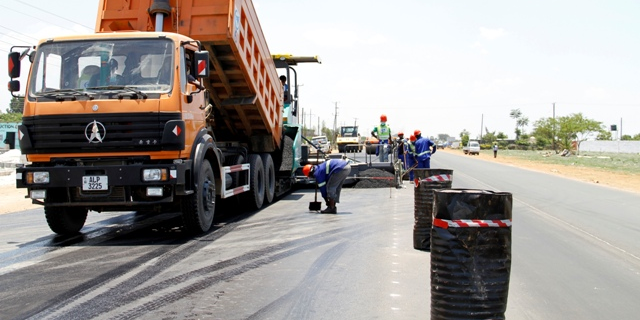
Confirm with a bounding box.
[7,0,319,236]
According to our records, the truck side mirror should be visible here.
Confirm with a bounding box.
[8,52,20,78]
[194,51,209,79]
[8,80,20,92]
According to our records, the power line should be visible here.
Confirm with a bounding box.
[0,25,38,41]
[0,31,32,45]
[0,3,92,36]
[12,0,94,31]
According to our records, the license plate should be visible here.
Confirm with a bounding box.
[82,175,108,191]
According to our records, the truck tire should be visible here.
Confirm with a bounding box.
[44,206,88,235]
[261,153,275,204]
[182,160,215,234]
[242,154,264,210]
[338,145,345,153]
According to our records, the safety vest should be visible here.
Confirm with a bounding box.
[408,143,416,156]
[317,160,331,187]
[376,124,390,140]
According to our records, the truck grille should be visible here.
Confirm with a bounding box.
[20,113,181,154]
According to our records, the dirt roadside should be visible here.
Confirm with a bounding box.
[1,149,638,215]
[438,148,640,195]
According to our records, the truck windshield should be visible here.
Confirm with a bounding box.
[29,38,174,97]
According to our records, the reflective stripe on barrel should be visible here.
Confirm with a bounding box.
[433,218,512,229]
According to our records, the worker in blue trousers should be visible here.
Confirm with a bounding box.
[371,114,392,162]
[395,131,407,168]
[413,129,436,169]
[303,159,351,214]
[406,134,417,180]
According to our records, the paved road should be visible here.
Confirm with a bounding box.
[0,150,639,319]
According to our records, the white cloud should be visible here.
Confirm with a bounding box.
[362,34,388,45]
[479,27,507,40]
[584,87,607,99]
[471,41,489,55]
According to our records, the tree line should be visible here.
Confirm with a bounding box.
[458,108,640,153]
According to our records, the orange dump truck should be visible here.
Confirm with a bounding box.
[7,0,319,235]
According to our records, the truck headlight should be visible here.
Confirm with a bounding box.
[142,169,168,182]
[26,171,50,184]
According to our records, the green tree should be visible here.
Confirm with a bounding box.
[482,127,497,144]
[532,117,555,149]
[6,96,24,114]
[459,129,470,146]
[0,113,22,122]
[437,133,450,142]
[510,108,529,141]
[556,113,602,154]
[596,129,612,140]
[621,134,633,141]
[496,132,508,140]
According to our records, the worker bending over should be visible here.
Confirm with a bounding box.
[303,159,351,213]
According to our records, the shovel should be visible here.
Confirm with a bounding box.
[309,181,322,211]
[309,147,322,211]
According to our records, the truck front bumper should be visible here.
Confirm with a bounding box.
[15,161,192,208]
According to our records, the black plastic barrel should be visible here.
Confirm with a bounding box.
[413,168,453,251]
[430,189,513,320]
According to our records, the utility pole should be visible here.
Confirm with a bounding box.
[553,103,556,154]
[317,116,320,136]
[480,114,483,141]
[354,118,358,127]
[332,102,338,144]
[307,110,314,137]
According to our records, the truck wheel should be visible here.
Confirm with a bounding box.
[44,206,88,235]
[261,153,275,204]
[338,145,345,153]
[242,154,264,210]
[182,160,215,233]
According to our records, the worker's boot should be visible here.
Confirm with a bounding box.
[321,199,337,214]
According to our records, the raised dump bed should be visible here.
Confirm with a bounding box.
[97,0,283,149]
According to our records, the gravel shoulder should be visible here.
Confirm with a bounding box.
[438,148,640,195]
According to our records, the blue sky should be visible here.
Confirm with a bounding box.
[1,0,639,140]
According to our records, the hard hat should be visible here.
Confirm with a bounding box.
[302,164,314,177]
[398,131,404,137]
[410,135,416,142]
[380,114,387,122]
[414,130,421,136]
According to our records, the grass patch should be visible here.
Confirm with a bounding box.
[488,150,640,175]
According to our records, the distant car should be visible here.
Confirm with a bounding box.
[311,135,331,154]
[463,141,480,155]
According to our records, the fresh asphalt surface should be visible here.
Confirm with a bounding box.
[0,151,639,319]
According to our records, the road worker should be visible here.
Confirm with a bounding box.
[406,135,417,180]
[371,114,392,162]
[395,131,408,169]
[302,159,351,214]
[414,129,436,169]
